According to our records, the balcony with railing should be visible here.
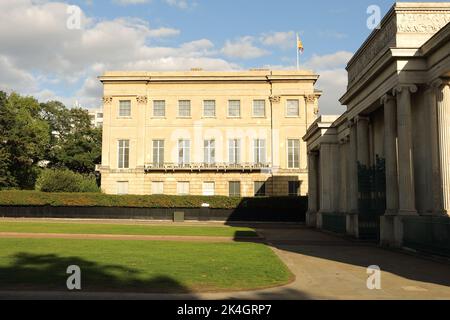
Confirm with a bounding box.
[144,162,272,173]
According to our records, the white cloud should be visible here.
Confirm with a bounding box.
[303,51,353,115]
[0,0,237,108]
[222,36,270,60]
[164,0,195,10]
[260,31,296,50]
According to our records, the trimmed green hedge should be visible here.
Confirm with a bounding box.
[0,191,307,210]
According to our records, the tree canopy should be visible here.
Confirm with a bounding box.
[0,91,101,189]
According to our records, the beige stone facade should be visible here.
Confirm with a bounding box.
[304,2,450,248]
[98,70,320,197]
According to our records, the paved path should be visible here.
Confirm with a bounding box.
[1,224,449,300]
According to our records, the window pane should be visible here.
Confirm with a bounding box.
[253,100,266,117]
[288,181,300,196]
[119,100,131,117]
[177,182,190,195]
[153,100,165,117]
[254,181,266,197]
[153,140,164,165]
[118,140,130,169]
[204,140,215,164]
[254,139,266,164]
[178,140,190,164]
[152,182,164,195]
[228,100,240,117]
[229,181,241,197]
[179,100,191,117]
[287,99,299,117]
[229,139,240,164]
[203,182,215,196]
[288,139,300,168]
[204,100,216,117]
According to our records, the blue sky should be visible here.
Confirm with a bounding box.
[0,0,438,114]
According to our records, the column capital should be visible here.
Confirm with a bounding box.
[103,96,113,104]
[429,78,450,89]
[392,84,418,96]
[355,115,370,123]
[339,136,350,144]
[380,93,395,105]
[136,96,148,104]
[308,150,319,156]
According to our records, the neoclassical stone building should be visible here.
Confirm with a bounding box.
[304,2,450,252]
[98,70,320,197]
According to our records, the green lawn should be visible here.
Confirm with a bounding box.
[0,238,292,292]
[0,221,257,238]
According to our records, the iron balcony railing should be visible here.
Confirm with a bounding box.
[144,162,272,172]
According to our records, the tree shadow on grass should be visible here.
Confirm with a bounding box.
[0,252,195,295]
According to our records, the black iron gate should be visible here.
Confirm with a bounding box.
[358,156,386,240]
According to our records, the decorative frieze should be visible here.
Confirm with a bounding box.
[269,95,281,103]
[136,96,148,104]
[102,96,113,104]
[397,13,450,33]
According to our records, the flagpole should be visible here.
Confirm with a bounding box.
[296,33,299,70]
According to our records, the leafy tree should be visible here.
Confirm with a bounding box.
[0,92,50,189]
[42,105,102,174]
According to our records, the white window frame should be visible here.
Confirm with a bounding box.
[229,181,241,197]
[117,181,129,195]
[253,139,266,164]
[177,182,190,195]
[152,140,164,165]
[153,100,166,117]
[118,139,130,169]
[253,100,266,118]
[151,181,164,195]
[286,99,300,117]
[228,100,241,118]
[178,100,191,118]
[204,139,216,164]
[228,139,241,164]
[119,100,131,117]
[202,182,215,196]
[203,100,216,118]
[287,139,301,169]
[178,139,191,165]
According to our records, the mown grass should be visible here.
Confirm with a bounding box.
[0,238,292,292]
[0,221,258,238]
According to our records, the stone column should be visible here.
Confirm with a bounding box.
[393,85,418,215]
[382,94,399,215]
[347,121,359,236]
[306,151,319,226]
[427,82,442,214]
[356,116,370,167]
[436,79,450,216]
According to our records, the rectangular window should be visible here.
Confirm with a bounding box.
[204,140,216,164]
[254,181,266,197]
[253,100,266,117]
[178,100,191,117]
[203,100,216,118]
[152,182,164,195]
[229,181,241,197]
[253,139,266,164]
[118,140,130,169]
[178,139,191,165]
[153,100,166,117]
[286,99,299,117]
[203,182,215,196]
[152,140,164,166]
[177,182,190,195]
[287,139,300,169]
[228,139,241,164]
[97,113,103,118]
[119,100,131,117]
[117,181,129,195]
[228,100,241,117]
[288,181,300,197]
